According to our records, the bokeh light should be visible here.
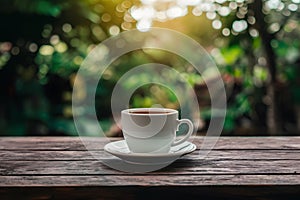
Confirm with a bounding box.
[39,45,54,56]
[1,0,300,137]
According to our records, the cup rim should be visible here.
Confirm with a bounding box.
[122,108,177,116]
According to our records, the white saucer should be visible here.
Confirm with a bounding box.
[104,140,196,165]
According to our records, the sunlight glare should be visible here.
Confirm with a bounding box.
[232,20,248,32]
[137,19,152,32]
[218,6,231,16]
[166,6,187,19]
[212,20,222,29]
[131,6,155,20]
[177,0,201,6]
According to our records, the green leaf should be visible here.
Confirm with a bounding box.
[13,0,65,17]
[223,115,235,132]
[221,45,243,65]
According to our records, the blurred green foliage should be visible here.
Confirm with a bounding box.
[0,0,118,135]
[0,0,300,136]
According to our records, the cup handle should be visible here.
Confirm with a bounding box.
[171,119,193,146]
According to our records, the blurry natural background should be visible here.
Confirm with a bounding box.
[0,0,299,136]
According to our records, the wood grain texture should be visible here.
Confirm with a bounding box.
[0,159,299,175]
[0,136,299,150]
[0,175,300,186]
[0,137,300,199]
[0,150,299,161]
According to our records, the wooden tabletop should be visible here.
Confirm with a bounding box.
[0,137,299,200]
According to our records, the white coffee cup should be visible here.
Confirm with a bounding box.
[121,108,193,153]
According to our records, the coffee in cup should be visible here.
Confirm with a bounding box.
[121,108,193,153]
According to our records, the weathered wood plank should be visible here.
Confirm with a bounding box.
[0,137,299,150]
[0,150,300,161]
[0,175,299,186]
[0,159,299,175]
[0,150,97,161]
[0,137,299,199]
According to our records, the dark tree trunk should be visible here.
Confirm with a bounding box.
[249,0,282,134]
